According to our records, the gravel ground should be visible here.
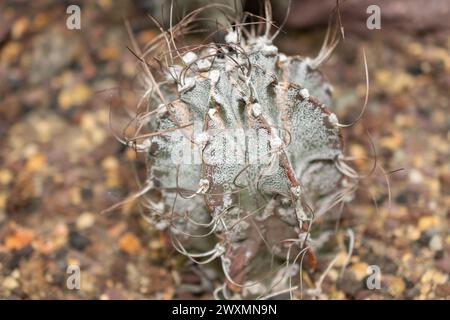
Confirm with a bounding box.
[0,1,448,299]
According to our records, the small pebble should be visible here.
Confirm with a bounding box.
[76,212,95,230]
[3,276,19,290]
[429,235,443,251]
[69,230,91,251]
[118,233,142,255]
[409,169,424,184]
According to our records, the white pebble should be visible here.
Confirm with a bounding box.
[429,235,443,251]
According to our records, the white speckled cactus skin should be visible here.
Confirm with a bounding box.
[128,3,358,299]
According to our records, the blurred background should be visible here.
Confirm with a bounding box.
[0,0,449,299]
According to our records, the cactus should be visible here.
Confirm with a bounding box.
[122,2,359,299]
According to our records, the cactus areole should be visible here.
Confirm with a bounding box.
[128,4,358,299]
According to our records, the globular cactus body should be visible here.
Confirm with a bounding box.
[134,4,357,298]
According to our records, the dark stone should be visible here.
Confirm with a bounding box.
[395,190,419,205]
[7,245,34,270]
[80,187,93,200]
[69,230,91,251]
[407,63,423,76]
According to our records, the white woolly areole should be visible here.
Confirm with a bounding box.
[296,208,309,222]
[197,58,211,71]
[225,61,235,72]
[195,132,209,145]
[166,65,182,81]
[208,108,217,118]
[251,103,262,117]
[214,243,225,255]
[153,201,164,212]
[134,138,152,152]
[209,69,220,84]
[142,138,152,148]
[328,113,339,126]
[300,88,310,99]
[177,77,196,93]
[262,44,278,56]
[154,220,169,230]
[182,51,198,65]
[326,83,334,94]
[278,53,288,63]
[156,104,167,117]
[290,186,301,197]
[225,31,238,44]
[198,178,210,192]
[207,47,217,56]
[223,193,232,208]
[269,133,283,150]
